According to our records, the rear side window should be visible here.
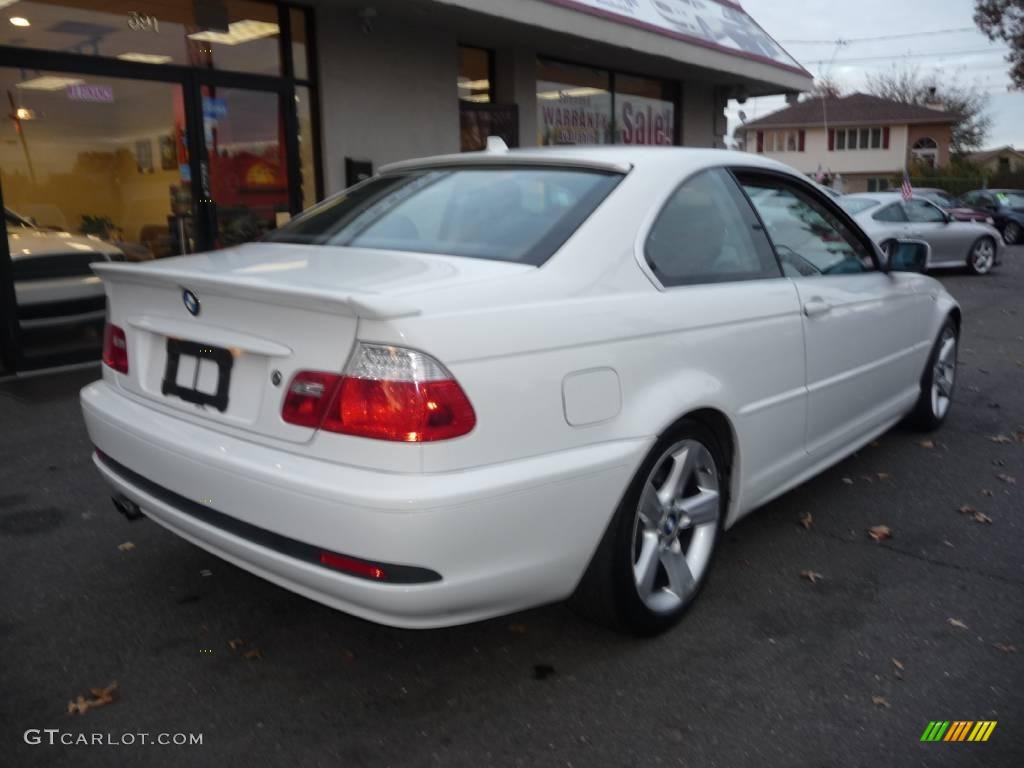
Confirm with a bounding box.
[905,199,946,223]
[873,203,908,222]
[267,167,622,266]
[644,169,780,286]
[840,198,880,215]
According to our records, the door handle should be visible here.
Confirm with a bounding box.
[803,297,832,317]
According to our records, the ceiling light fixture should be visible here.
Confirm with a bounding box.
[15,75,85,91]
[116,52,173,64]
[9,15,30,27]
[188,19,279,46]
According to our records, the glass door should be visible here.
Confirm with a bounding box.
[198,85,291,249]
[1,67,192,368]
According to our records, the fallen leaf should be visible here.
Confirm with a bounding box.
[996,473,1016,484]
[891,658,904,679]
[993,643,1017,654]
[973,511,993,524]
[842,477,854,485]
[227,638,244,652]
[117,541,135,552]
[800,570,824,584]
[867,525,892,542]
[958,504,977,515]
[533,664,556,680]
[942,539,955,548]
[876,472,891,480]
[981,489,994,497]
[918,439,935,449]
[947,618,969,630]
[67,681,118,715]
[243,648,263,660]
[508,623,528,634]
[798,512,813,530]
[871,695,891,708]
[989,434,1013,444]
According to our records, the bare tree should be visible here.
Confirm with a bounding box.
[810,75,843,99]
[974,0,1024,89]
[864,66,992,154]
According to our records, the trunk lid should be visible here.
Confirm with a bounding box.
[94,243,531,444]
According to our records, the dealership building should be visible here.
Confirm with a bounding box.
[0,0,810,374]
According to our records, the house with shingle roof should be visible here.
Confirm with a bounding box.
[740,93,960,192]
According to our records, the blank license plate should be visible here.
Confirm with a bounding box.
[161,339,233,412]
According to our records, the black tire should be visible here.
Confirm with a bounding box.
[909,317,958,431]
[1003,221,1021,245]
[966,236,997,275]
[571,419,728,636]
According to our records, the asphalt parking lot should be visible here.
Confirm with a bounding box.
[2,251,1022,768]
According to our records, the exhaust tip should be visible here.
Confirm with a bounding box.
[112,494,145,521]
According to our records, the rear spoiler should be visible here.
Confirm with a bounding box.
[92,262,421,320]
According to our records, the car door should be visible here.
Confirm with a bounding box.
[904,198,972,266]
[641,168,807,507]
[868,201,911,242]
[736,171,931,458]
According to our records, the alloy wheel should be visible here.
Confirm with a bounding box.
[1004,222,1021,245]
[931,329,957,419]
[632,439,720,614]
[971,239,995,273]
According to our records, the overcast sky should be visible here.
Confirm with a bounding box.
[731,0,1021,149]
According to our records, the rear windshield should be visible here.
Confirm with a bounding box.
[839,198,880,215]
[267,167,623,266]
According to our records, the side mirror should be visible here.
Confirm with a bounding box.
[884,240,929,273]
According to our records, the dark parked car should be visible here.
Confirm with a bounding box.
[960,189,1024,244]
[914,188,993,225]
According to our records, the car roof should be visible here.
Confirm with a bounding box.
[379,145,802,179]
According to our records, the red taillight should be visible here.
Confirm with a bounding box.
[319,550,387,580]
[281,344,476,442]
[102,323,128,374]
[281,371,342,428]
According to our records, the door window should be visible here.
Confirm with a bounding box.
[904,199,946,223]
[739,175,876,277]
[644,169,780,286]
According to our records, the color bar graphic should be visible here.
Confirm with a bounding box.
[921,721,996,742]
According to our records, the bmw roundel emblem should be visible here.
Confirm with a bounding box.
[182,289,200,317]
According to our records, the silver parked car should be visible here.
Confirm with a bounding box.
[841,193,1003,275]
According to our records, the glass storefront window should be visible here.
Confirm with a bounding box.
[457,47,491,103]
[0,0,282,75]
[201,86,289,246]
[2,67,191,362]
[296,85,316,210]
[536,59,612,145]
[290,7,309,81]
[615,74,675,145]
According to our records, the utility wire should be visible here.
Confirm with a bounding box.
[781,27,976,44]
[805,48,1005,65]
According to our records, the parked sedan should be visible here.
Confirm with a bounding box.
[913,187,992,224]
[960,188,1024,245]
[81,146,959,635]
[5,207,121,330]
[841,193,1002,275]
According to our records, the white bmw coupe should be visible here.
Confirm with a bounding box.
[81,144,960,634]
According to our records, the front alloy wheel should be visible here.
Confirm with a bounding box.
[968,237,996,275]
[910,318,958,431]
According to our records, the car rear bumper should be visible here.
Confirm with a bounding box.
[81,380,650,628]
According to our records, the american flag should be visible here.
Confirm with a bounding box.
[901,171,913,201]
